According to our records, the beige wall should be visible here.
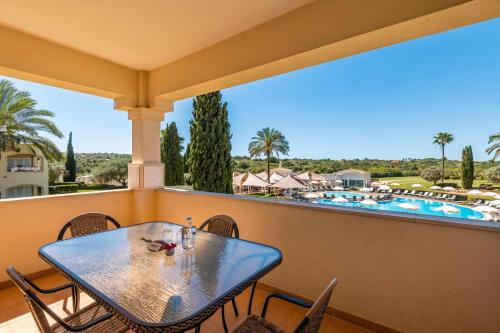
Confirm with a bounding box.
[0,145,48,198]
[1,189,499,332]
[0,190,134,282]
[155,189,500,333]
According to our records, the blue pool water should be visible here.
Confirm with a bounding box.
[315,193,484,220]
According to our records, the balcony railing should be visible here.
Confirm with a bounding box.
[0,189,499,332]
[7,166,41,172]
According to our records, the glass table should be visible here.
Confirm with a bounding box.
[39,222,282,332]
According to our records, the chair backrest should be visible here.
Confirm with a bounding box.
[6,267,52,333]
[57,212,121,240]
[199,215,239,238]
[295,278,337,333]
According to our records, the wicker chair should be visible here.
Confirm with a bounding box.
[197,215,239,332]
[6,267,128,333]
[57,213,121,313]
[231,278,338,333]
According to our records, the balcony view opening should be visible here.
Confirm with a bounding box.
[4,18,498,221]
[0,2,499,333]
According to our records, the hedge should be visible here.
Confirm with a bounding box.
[49,184,79,194]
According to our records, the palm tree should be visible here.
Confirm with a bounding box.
[248,128,290,183]
[0,80,63,161]
[433,132,454,182]
[485,133,499,161]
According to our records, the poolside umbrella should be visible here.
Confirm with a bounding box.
[483,191,498,197]
[334,180,343,184]
[411,184,423,188]
[333,186,344,191]
[379,185,390,191]
[435,205,459,213]
[242,172,270,188]
[473,206,498,213]
[430,185,442,190]
[360,187,372,192]
[269,175,307,190]
[305,193,319,199]
[398,203,419,210]
[443,186,456,191]
[332,197,348,203]
[320,180,328,184]
[467,189,483,195]
[390,182,400,186]
[360,199,377,205]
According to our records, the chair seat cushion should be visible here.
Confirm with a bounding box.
[51,302,128,333]
[231,314,285,333]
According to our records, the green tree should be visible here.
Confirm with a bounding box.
[484,166,500,183]
[48,164,64,185]
[433,132,454,182]
[248,127,290,183]
[161,122,184,185]
[92,158,129,187]
[183,143,190,173]
[188,91,233,193]
[485,133,499,161]
[0,80,63,161]
[64,132,76,182]
[421,167,442,184]
[461,145,474,189]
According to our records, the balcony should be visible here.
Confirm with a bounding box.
[0,189,499,333]
[1,1,499,332]
[7,166,42,173]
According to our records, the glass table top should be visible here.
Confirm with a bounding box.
[39,222,282,327]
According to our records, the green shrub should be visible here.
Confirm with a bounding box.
[49,184,79,195]
[421,167,442,184]
[484,166,500,183]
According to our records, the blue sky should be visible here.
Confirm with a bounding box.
[2,18,499,161]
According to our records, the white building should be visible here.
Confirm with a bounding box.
[324,169,371,188]
[0,145,49,199]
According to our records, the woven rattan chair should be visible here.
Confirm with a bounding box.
[197,215,239,332]
[6,266,128,333]
[231,278,338,333]
[57,213,121,313]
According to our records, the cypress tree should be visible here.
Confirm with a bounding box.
[183,143,190,173]
[461,145,474,189]
[64,132,76,182]
[161,122,184,185]
[189,91,233,193]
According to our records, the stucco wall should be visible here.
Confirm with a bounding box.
[0,145,49,198]
[155,189,500,333]
[1,188,499,332]
[0,190,134,282]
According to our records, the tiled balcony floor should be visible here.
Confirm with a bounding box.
[0,273,371,333]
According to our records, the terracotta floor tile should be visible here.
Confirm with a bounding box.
[0,273,372,333]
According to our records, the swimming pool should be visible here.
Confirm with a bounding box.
[315,194,484,220]
[324,191,366,199]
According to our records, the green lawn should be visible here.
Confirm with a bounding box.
[378,176,499,200]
